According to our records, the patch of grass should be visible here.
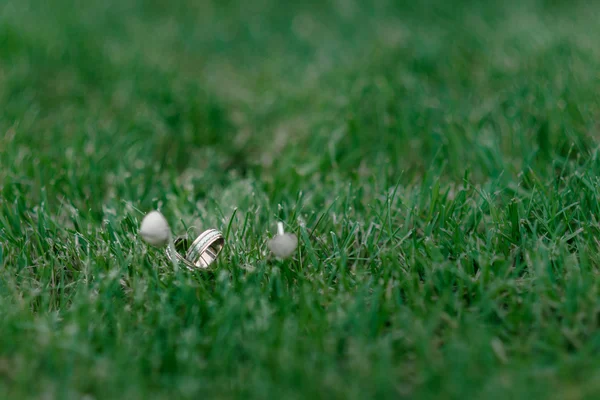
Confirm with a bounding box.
[2,0,600,398]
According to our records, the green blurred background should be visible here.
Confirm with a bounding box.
[2,0,600,398]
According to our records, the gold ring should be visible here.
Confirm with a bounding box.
[166,229,225,270]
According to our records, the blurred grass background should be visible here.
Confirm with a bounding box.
[2,0,600,398]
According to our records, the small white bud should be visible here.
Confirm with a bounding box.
[139,211,171,247]
[268,222,298,259]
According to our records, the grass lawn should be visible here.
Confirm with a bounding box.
[2,0,600,398]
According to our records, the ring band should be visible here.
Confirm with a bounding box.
[186,229,225,268]
[166,229,225,270]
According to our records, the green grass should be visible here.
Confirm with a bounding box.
[2,0,600,398]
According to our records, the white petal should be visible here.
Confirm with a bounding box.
[268,234,298,258]
[139,211,171,247]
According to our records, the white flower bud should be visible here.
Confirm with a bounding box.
[268,222,298,259]
[139,211,171,247]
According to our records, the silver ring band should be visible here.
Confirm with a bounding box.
[166,229,225,270]
[186,229,224,268]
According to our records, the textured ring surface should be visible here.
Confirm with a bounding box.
[165,229,224,270]
[185,229,224,269]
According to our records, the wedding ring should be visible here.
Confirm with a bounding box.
[165,237,196,270]
[165,229,225,270]
[185,229,225,268]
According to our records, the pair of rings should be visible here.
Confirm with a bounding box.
[166,229,225,270]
